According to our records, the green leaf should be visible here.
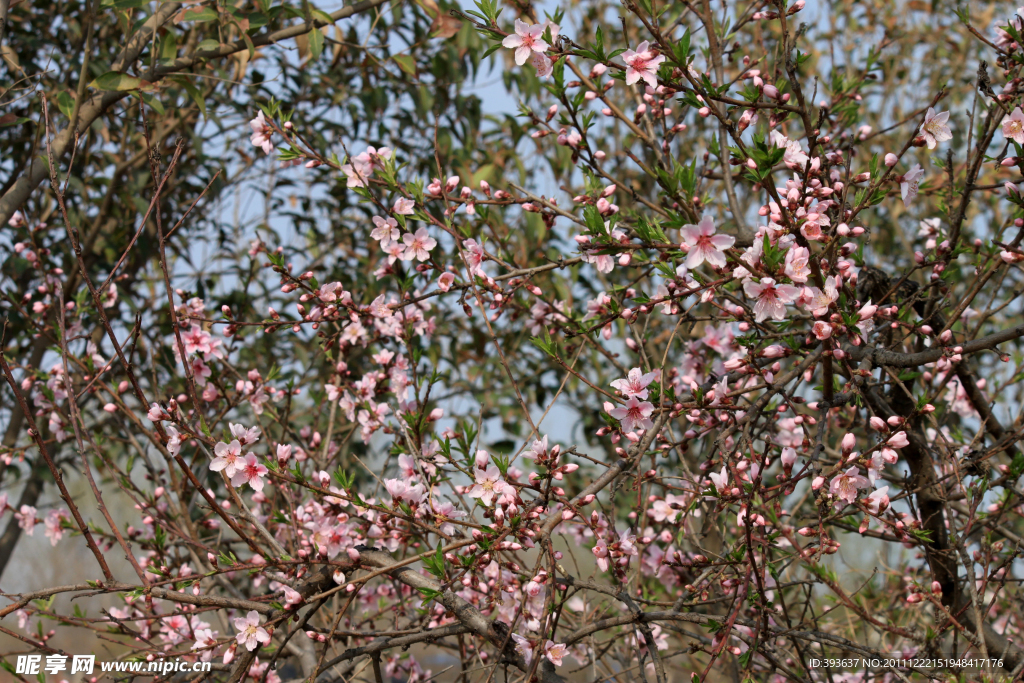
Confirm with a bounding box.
[90,71,142,92]
[393,54,417,76]
[307,28,324,61]
[174,77,207,119]
[182,6,218,22]
[101,0,149,8]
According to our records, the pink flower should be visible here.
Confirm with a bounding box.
[680,215,734,268]
[15,505,37,534]
[901,164,924,206]
[467,465,508,506]
[865,486,890,514]
[249,111,274,155]
[608,396,655,432]
[622,40,666,89]
[784,246,811,283]
[385,478,426,505]
[9,211,26,228]
[708,467,728,491]
[393,197,415,215]
[230,453,269,492]
[1003,107,1024,144]
[211,439,244,477]
[401,228,437,261]
[369,294,393,318]
[229,423,261,445]
[165,425,182,456]
[593,537,609,570]
[610,367,657,400]
[887,431,909,448]
[919,108,952,149]
[463,238,487,278]
[812,321,833,340]
[319,281,345,303]
[743,277,801,322]
[234,611,271,651]
[531,52,553,78]
[771,131,810,168]
[502,19,549,66]
[801,277,839,317]
[147,403,170,421]
[544,641,568,666]
[512,633,534,665]
[430,498,466,536]
[829,466,869,505]
[437,272,455,291]
[371,216,400,247]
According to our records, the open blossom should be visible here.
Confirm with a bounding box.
[532,52,554,78]
[230,454,269,492]
[211,439,244,477]
[431,498,466,536]
[784,246,811,283]
[608,396,655,432]
[812,321,833,340]
[802,277,839,317]
[192,628,218,660]
[865,486,890,514]
[919,108,951,149]
[502,19,549,66]
[401,227,437,261]
[438,272,455,291]
[622,40,665,89]
[15,505,37,534]
[369,294,393,318]
[512,633,534,665]
[1003,107,1024,144]
[743,277,801,322]
[610,367,657,400]
[830,466,869,505]
[681,215,734,268]
[544,641,568,666]
[147,403,170,421]
[371,216,400,247]
[393,197,415,215]
[230,423,261,445]
[468,465,508,506]
[234,611,271,651]
[708,467,729,491]
[771,131,810,168]
[385,478,426,505]
[901,164,925,206]
[249,111,274,154]
[165,425,182,456]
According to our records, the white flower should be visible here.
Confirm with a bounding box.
[919,108,952,149]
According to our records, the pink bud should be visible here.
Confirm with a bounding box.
[887,431,909,449]
[841,433,856,454]
[884,153,898,167]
